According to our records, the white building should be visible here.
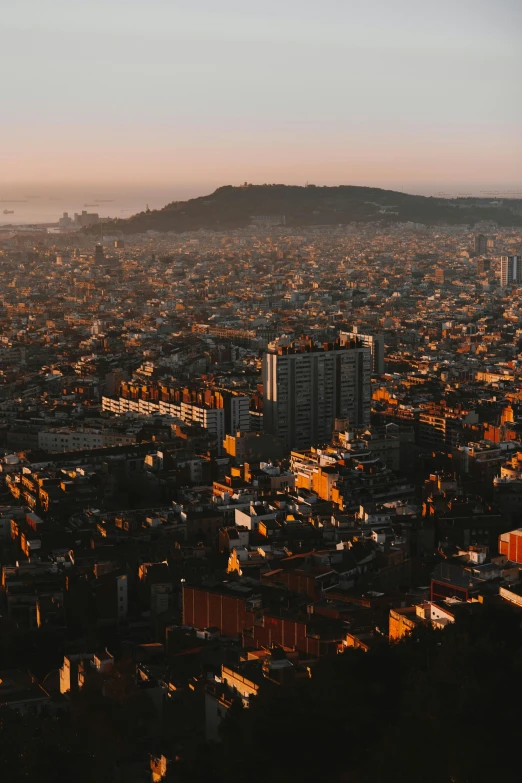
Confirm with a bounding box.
[500,255,522,287]
[38,428,135,452]
[102,396,227,453]
[234,502,277,531]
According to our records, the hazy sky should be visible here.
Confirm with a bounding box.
[2,0,521,197]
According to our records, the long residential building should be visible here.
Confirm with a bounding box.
[38,428,136,453]
[102,396,226,451]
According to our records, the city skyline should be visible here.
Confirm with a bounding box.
[2,3,522,780]
[2,0,521,194]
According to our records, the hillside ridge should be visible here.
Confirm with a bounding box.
[87,183,522,234]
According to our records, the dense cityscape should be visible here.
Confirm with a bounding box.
[0,208,521,780]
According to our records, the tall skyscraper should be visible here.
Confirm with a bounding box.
[263,336,371,450]
[339,327,385,375]
[500,255,522,287]
[474,234,488,255]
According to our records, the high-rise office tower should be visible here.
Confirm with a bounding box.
[263,336,371,450]
[474,234,488,255]
[339,327,385,375]
[500,255,522,287]
[94,244,105,263]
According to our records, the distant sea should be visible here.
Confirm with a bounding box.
[2,182,520,226]
[0,184,202,226]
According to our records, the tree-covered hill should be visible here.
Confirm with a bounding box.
[86,184,522,234]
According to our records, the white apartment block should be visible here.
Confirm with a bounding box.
[38,428,136,453]
[102,396,226,452]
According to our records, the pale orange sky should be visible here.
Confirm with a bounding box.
[1,0,521,197]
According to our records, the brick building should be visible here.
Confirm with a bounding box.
[499,528,522,563]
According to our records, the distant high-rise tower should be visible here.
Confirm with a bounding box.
[500,255,522,287]
[477,258,491,274]
[340,327,385,375]
[474,234,488,255]
[263,336,371,450]
[94,244,105,263]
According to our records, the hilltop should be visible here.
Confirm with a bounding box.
[87,184,522,234]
